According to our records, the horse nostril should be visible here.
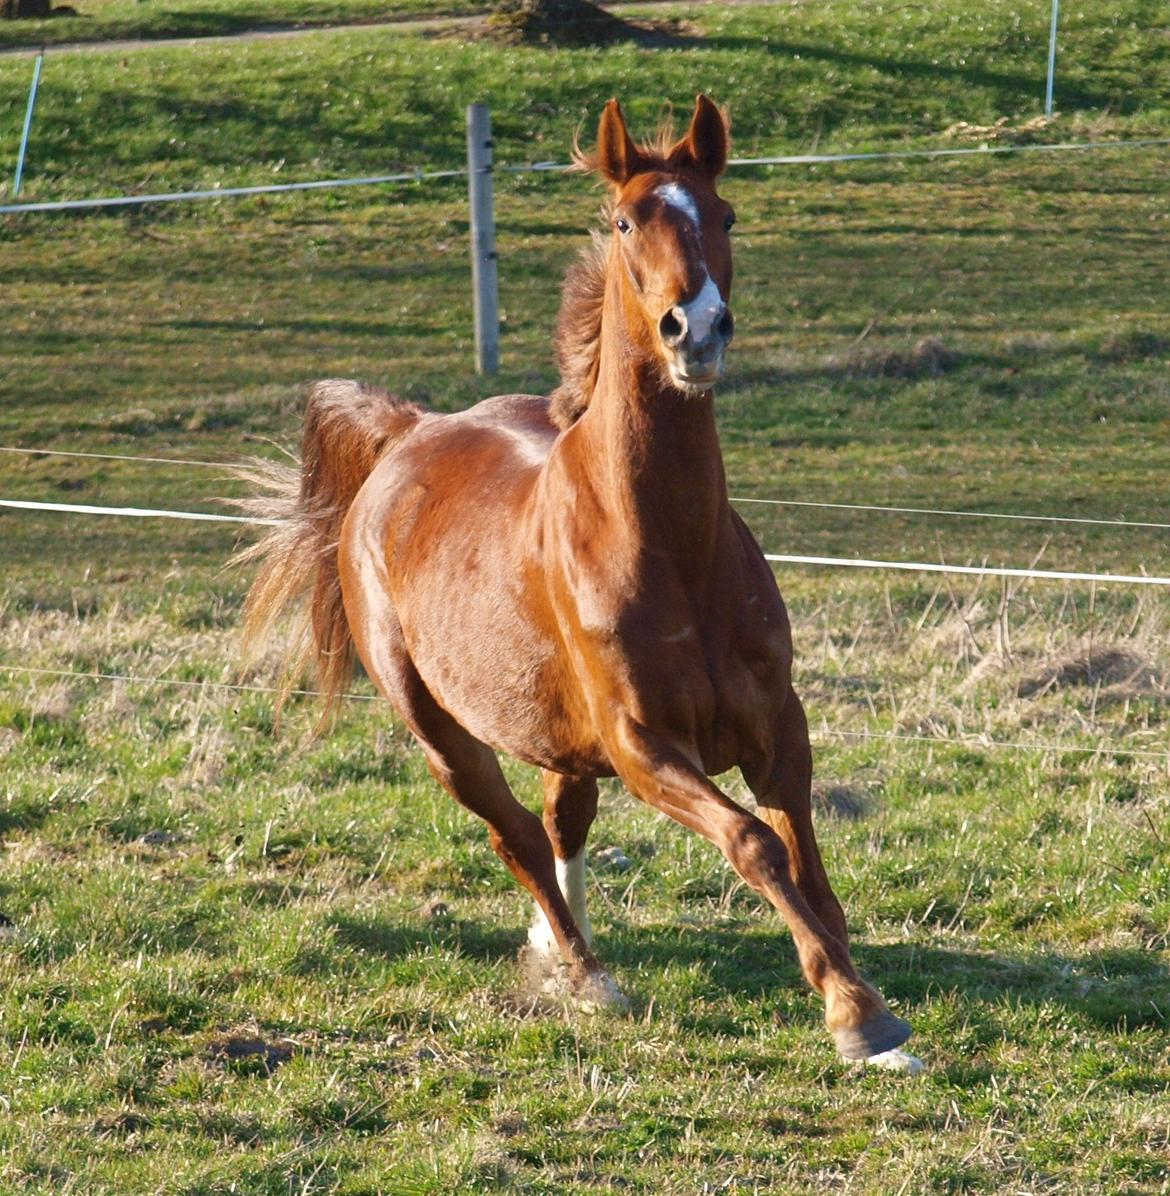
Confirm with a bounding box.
[716,307,735,341]
[659,307,687,346]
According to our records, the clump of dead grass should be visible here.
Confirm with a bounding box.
[28,680,75,723]
[1018,645,1162,699]
[830,335,959,379]
[105,407,159,434]
[943,113,1058,142]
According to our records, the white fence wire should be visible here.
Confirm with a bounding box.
[4,444,1169,533]
[4,136,1170,218]
[1,493,1168,587]
[2,663,1165,763]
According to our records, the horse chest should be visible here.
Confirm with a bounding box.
[577,588,789,776]
[689,632,789,772]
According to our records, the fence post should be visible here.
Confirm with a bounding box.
[13,50,44,199]
[466,103,499,375]
[1044,0,1060,117]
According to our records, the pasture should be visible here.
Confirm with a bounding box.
[2,3,1169,1192]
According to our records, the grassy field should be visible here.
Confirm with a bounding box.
[3,0,1170,197]
[2,3,1169,1193]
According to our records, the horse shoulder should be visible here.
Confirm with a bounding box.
[725,511,791,628]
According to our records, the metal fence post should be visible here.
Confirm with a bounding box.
[1045,0,1060,117]
[13,50,44,199]
[466,103,499,375]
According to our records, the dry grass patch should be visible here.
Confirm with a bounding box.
[1017,644,1163,699]
[830,335,960,380]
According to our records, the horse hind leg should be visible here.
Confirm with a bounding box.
[411,719,591,971]
[527,772,598,955]
[357,640,619,1008]
[426,741,622,1010]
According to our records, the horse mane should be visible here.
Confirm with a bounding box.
[548,119,688,432]
[549,231,608,430]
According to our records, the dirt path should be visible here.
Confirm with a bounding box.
[0,0,770,58]
[0,11,482,58]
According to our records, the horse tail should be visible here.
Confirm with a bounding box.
[231,379,425,718]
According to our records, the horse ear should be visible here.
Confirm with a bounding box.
[596,98,643,185]
[667,94,729,178]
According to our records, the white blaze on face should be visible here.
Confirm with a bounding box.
[681,273,725,346]
[655,183,725,347]
[656,181,700,227]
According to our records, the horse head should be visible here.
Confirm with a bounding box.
[595,95,736,396]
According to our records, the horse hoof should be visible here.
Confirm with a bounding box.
[864,1048,925,1075]
[575,971,630,1014]
[833,1010,912,1061]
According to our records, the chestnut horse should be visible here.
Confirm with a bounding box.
[239,96,918,1070]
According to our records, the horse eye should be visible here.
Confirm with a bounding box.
[724,213,736,232]
[615,217,632,235]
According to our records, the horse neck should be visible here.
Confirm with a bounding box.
[574,254,730,566]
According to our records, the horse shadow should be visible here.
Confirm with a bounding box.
[314,909,522,971]
[603,922,1169,1037]
[312,907,1168,1041]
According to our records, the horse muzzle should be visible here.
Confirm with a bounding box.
[659,293,735,393]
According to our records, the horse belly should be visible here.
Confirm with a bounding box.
[406,584,591,769]
[381,461,604,772]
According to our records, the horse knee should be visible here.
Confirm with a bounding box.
[723,815,788,886]
[487,808,551,866]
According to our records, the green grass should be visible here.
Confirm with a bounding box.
[1,615,1168,1193]
[2,0,1170,202]
[2,5,1169,1193]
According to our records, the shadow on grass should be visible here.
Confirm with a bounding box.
[305,908,1167,1036]
[599,924,1169,1034]
[864,941,1170,1029]
[321,910,521,967]
[154,315,438,339]
[701,35,1120,115]
[0,798,55,839]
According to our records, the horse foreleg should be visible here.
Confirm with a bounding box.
[607,715,913,1063]
[528,771,600,955]
[742,690,849,948]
